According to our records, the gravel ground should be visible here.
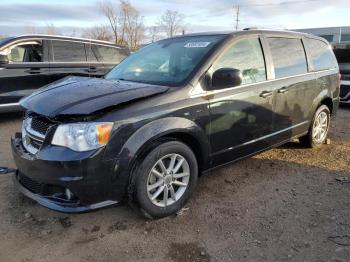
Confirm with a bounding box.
[0,108,349,262]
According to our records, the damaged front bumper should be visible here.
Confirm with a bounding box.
[11,133,122,213]
[13,172,118,213]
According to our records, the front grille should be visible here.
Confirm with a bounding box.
[22,113,55,154]
[340,85,350,98]
[31,117,52,136]
[29,136,42,149]
[19,173,42,194]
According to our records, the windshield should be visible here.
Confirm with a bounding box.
[105,35,226,86]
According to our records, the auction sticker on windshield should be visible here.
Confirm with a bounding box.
[184,42,211,48]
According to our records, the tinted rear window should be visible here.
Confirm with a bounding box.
[92,45,128,63]
[268,37,308,78]
[305,38,338,71]
[51,40,86,62]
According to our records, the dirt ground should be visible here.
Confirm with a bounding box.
[0,108,349,262]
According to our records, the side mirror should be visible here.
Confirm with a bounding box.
[211,68,242,90]
[0,54,9,64]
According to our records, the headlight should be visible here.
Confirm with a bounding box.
[52,122,114,152]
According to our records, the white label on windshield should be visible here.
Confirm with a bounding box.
[184,42,211,48]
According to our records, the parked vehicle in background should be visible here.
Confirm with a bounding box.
[333,43,350,104]
[12,30,340,218]
[0,35,129,112]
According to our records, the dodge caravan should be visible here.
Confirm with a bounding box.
[11,30,340,218]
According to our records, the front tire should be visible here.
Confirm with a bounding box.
[299,105,330,148]
[133,141,198,219]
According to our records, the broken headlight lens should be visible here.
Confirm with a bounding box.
[52,122,114,152]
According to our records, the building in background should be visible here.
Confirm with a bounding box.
[296,26,350,43]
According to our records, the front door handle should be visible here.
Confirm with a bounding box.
[277,86,289,94]
[260,91,273,98]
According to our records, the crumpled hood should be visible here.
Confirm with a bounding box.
[20,76,169,117]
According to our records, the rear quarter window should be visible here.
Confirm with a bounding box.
[267,37,308,78]
[92,45,128,64]
[305,38,338,71]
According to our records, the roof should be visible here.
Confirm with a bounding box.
[167,29,327,43]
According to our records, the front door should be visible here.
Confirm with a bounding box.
[0,40,51,105]
[208,36,274,167]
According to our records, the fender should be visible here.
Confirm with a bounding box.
[119,117,210,167]
[108,117,211,199]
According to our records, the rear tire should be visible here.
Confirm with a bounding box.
[133,140,198,219]
[299,105,330,148]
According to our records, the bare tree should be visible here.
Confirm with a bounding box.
[159,10,185,37]
[99,0,145,49]
[99,0,119,44]
[119,0,145,50]
[233,5,240,31]
[70,29,77,37]
[25,25,39,34]
[45,23,61,35]
[148,26,162,43]
[82,25,113,42]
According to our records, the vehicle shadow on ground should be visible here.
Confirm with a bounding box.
[278,140,305,149]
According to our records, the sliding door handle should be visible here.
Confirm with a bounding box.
[260,91,273,98]
[278,86,289,94]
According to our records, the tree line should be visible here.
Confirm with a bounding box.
[0,1,186,50]
[83,0,186,50]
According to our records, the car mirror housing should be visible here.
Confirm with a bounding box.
[211,68,242,90]
[0,54,9,64]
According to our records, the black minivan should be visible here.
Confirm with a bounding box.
[11,30,340,218]
[0,35,129,112]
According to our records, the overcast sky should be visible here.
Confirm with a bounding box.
[0,0,349,37]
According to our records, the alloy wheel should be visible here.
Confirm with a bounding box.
[312,111,328,143]
[146,153,190,207]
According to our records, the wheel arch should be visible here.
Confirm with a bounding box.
[119,117,210,202]
[320,97,333,114]
[312,90,334,118]
[120,117,211,176]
